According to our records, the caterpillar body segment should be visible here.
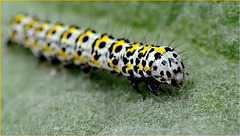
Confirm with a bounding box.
[8,13,186,96]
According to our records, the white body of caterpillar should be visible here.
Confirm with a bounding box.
[8,13,186,96]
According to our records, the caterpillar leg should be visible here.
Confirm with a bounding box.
[51,58,60,65]
[153,78,165,93]
[82,66,92,73]
[146,83,159,96]
[144,78,159,96]
[77,64,91,77]
[127,76,142,94]
[38,55,47,62]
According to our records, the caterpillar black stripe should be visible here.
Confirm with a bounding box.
[7,13,186,96]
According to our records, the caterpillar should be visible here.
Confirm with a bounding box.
[7,13,186,96]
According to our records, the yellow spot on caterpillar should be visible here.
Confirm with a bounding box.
[47,23,62,37]
[35,27,42,33]
[144,65,151,71]
[139,45,152,55]
[126,63,132,72]
[113,40,125,53]
[35,22,48,33]
[10,31,16,39]
[43,43,52,53]
[137,63,142,72]
[61,27,76,41]
[74,51,85,62]
[24,24,32,30]
[153,47,166,54]
[33,40,40,48]
[24,17,38,30]
[126,43,141,53]
[95,35,109,49]
[77,29,93,44]
[109,60,118,71]
[11,13,25,24]
[24,36,32,46]
[58,48,68,58]
[90,55,100,66]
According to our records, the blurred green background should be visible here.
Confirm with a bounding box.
[1,1,239,135]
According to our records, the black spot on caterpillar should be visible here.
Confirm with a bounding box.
[7,13,187,96]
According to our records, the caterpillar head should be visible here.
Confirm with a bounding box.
[151,48,185,87]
